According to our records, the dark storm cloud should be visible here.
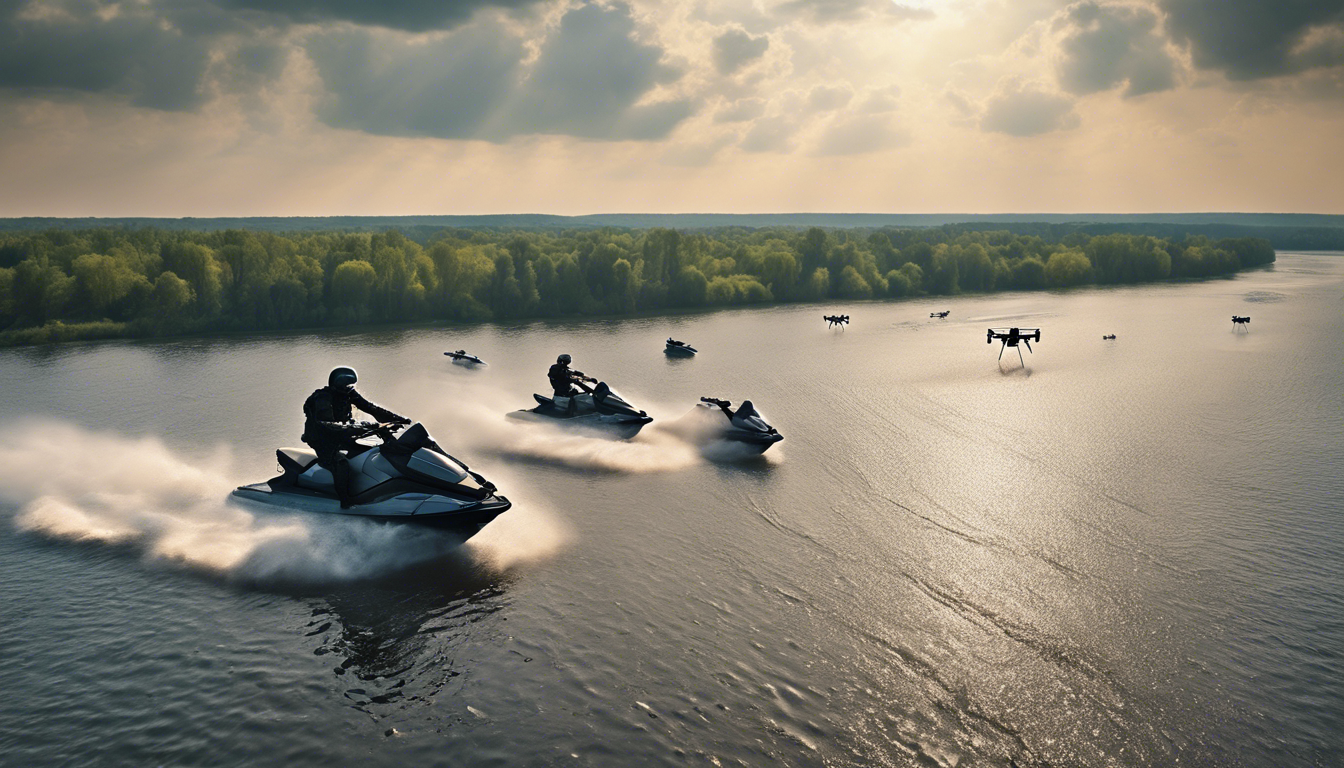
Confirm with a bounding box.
[772,0,934,25]
[980,82,1079,136]
[0,0,216,110]
[503,2,692,140]
[220,0,543,33]
[713,29,770,75]
[1157,0,1344,80]
[1054,1,1176,97]
[312,3,692,141]
[307,26,522,138]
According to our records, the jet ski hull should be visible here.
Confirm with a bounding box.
[509,383,653,440]
[507,409,652,440]
[446,353,486,365]
[231,483,510,538]
[232,423,509,541]
[664,345,697,357]
[719,430,784,453]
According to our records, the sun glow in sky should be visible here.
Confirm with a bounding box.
[0,0,1341,216]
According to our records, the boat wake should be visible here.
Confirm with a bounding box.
[0,420,564,586]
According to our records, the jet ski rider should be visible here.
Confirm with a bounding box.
[302,366,410,508]
[548,354,594,414]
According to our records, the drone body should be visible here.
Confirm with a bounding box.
[987,327,1040,366]
[1232,315,1250,331]
[931,310,950,319]
[824,314,850,329]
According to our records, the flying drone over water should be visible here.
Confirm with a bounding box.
[824,314,850,329]
[1232,315,1250,331]
[1103,334,1117,340]
[930,311,950,318]
[987,327,1040,366]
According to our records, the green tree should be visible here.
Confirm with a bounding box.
[331,259,376,322]
[153,270,195,319]
[1012,258,1047,289]
[672,265,708,306]
[1045,250,1092,287]
[836,265,873,299]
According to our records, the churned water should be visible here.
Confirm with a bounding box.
[1,253,1340,767]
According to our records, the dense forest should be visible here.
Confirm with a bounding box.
[0,225,1276,346]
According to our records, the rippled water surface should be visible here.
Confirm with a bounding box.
[2,253,1341,767]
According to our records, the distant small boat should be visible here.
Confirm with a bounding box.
[445,350,486,365]
[665,338,697,356]
[931,310,950,318]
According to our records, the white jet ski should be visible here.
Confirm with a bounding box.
[664,338,697,356]
[232,422,509,539]
[445,350,486,366]
[507,380,653,440]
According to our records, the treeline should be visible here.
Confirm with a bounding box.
[0,226,1275,346]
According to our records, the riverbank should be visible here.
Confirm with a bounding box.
[0,225,1277,348]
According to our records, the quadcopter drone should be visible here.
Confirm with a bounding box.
[824,314,850,329]
[930,310,950,318]
[987,327,1040,365]
[1232,315,1250,331]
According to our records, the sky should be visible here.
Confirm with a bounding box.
[0,0,1341,216]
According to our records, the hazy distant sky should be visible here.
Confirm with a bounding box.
[1,0,1341,216]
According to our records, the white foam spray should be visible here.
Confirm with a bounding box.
[0,420,567,586]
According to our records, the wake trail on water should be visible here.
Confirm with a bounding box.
[0,420,566,586]
[400,377,759,473]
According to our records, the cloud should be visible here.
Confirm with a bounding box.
[221,0,544,33]
[310,2,692,142]
[714,98,767,122]
[307,24,522,139]
[980,81,1080,136]
[503,3,692,140]
[1053,1,1177,97]
[739,115,797,152]
[813,112,908,155]
[857,85,901,113]
[0,0,218,110]
[1157,0,1344,80]
[807,85,853,111]
[771,0,935,25]
[712,28,770,74]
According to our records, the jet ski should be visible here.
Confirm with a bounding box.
[445,349,486,365]
[665,338,697,356]
[508,380,653,439]
[692,398,783,453]
[231,422,510,539]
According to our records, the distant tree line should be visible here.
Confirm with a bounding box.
[0,226,1276,346]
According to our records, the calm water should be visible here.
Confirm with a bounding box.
[1,254,1341,767]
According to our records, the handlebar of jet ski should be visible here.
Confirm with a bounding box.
[350,421,408,439]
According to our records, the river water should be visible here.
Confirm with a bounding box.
[1,253,1340,767]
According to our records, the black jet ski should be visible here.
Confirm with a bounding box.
[445,349,486,365]
[231,422,510,539]
[692,398,783,453]
[508,380,653,439]
[665,338,697,356]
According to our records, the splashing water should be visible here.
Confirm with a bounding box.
[0,420,566,586]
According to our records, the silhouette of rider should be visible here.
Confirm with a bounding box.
[548,354,594,415]
[302,366,409,508]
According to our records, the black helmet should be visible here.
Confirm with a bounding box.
[557,354,572,364]
[329,366,358,389]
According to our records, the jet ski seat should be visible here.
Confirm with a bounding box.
[277,447,319,473]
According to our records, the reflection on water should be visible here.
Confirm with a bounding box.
[0,254,1341,767]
